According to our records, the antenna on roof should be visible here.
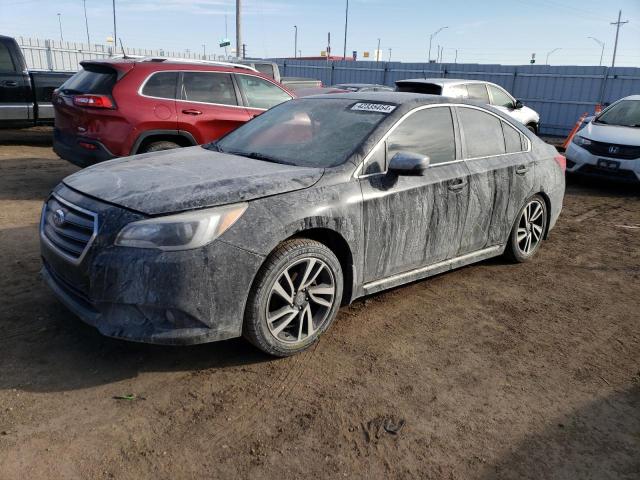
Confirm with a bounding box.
[118,38,129,58]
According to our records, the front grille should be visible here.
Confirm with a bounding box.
[41,194,97,263]
[582,140,640,160]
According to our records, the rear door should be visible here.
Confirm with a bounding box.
[456,105,535,254]
[177,71,250,144]
[235,73,293,118]
[360,106,470,282]
[0,37,31,124]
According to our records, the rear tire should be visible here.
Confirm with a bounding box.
[140,141,181,153]
[244,239,343,357]
[504,194,547,263]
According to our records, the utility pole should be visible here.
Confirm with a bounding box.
[587,36,605,66]
[610,10,628,68]
[224,12,229,57]
[294,25,298,58]
[343,0,349,59]
[57,13,63,42]
[236,0,242,60]
[83,0,90,45]
[202,44,206,59]
[376,38,381,64]
[112,0,117,51]
[428,26,447,62]
[388,48,392,62]
[242,43,246,59]
[454,48,458,64]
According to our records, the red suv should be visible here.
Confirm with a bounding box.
[53,58,294,167]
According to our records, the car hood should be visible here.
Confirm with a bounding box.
[63,146,324,215]
[578,121,640,146]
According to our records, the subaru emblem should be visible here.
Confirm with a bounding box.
[53,208,66,227]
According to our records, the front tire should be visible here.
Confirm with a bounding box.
[504,195,547,263]
[526,123,538,135]
[244,239,343,357]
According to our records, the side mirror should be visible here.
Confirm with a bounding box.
[514,99,524,109]
[388,151,431,175]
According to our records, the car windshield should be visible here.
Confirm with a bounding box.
[595,100,640,127]
[212,98,393,167]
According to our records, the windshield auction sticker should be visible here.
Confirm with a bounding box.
[351,103,397,114]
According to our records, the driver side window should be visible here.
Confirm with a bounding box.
[488,85,514,108]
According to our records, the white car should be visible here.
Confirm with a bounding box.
[395,78,540,133]
[565,95,640,183]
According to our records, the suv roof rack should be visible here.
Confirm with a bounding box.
[138,57,257,71]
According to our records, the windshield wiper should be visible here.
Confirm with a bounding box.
[228,151,294,165]
[204,142,224,152]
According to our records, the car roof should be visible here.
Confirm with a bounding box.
[335,83,388,87]
[307,91,484,106]
[620,95,640,101]
[395,78,488,86]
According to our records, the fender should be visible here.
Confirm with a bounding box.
[130,130,198,155]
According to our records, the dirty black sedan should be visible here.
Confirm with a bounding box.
[40,93,565,356]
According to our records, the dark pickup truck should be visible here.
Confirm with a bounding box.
[1,35,73,128]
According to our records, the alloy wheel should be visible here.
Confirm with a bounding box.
[266,257,336,344]
[516,199,545,255]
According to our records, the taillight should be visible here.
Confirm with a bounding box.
[73,94,115,109]
[554,154,566,172]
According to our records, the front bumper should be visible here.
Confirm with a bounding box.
[53,128,116,168]
[40,187,265,345]
[565,143,640,183]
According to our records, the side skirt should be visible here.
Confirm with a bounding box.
[361,245,505,296]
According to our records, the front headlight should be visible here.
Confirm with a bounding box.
[115,203,247,251]
[572,135,592,147]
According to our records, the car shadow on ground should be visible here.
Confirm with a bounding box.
[0,127,54,147]
[478,383,640,480]
[566,174,640,198]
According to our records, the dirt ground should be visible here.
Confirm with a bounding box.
[0,129,638,480]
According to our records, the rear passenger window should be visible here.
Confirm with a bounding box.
[237,75,292,110]
[142,72,178,99]
[387,107,456,165]
[458,107,506,158]
[502,121,525,153]
[466,84,490,103]
[447,84,468,99]
[181,72,238,105]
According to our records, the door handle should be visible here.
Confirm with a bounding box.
[447,178,467,192]
[3,80,18,87]
[515,165,529,175]
[182,109,202,115]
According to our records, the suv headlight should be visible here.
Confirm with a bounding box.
[115,203,247,251]
[572,135,592,147]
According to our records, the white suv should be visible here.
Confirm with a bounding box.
[395,78,540,133]
[565,95,640,183]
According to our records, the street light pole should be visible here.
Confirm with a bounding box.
[587,36,605,66]
[57,13,63,42]
[236,0,242,60]
[428,26,447,62]
[343,0,349,59]
[388,48,392,62]
[202,44,206,60]
[294,25,298,58]
[112,0,117,51]
[545,47,561,65]
[83,0,90,45]
[610,10,628,68]
[376,38,381,64]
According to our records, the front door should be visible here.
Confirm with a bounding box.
[359,106,470,282]
[177,71,251,144]
[234,73,293,120]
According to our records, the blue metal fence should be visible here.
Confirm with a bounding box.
[273,59,640,136]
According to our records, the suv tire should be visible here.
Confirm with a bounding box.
[140,141,181,153]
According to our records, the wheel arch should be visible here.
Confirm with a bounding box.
[536,190,552,239]
[130,130,197,154]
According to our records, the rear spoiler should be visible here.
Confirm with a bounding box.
[79,60,134,80]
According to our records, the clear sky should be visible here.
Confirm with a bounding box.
[1,0,639,66]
